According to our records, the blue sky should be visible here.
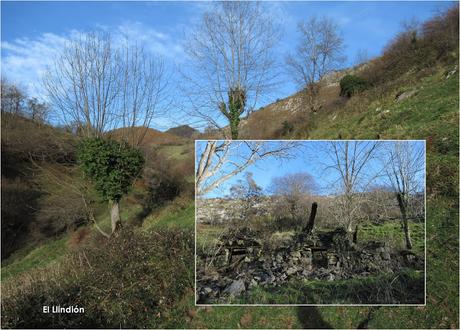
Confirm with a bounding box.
[1,1,454,130]
[196,140,426,198]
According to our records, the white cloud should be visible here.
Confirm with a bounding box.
[1,22,184,98]
[1,33,67,97]
[114,21,184,58]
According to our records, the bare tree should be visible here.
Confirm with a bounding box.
[382,141,424,250]
[196,141,299,195]
[269,172,317,222]
[43,32,169,146]
[1,79,26,116]
[30,159,111,238]
[324,141,379,232]
[354,49,370,66]
[228,172,262,222]
[27,98,49,123]
[43,32,120,138]
[118,43,170,147]
[286,16,345,112]
[184,2,280,139]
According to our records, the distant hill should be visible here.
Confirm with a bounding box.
[109,126,184,146]
[165,125,199,138]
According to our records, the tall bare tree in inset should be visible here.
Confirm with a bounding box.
[196,141,299,195]
[286,16,345,112]
[184,2,280,139]
[269,172,317,223]
[44,32,169,146]
[324,141,379,232]
[382,141,424,250]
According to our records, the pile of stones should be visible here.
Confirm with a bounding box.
[196,227,424,303]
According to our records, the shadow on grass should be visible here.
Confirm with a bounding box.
[296,305,382,329]
[297,306,333,329]
[357,306,381,329]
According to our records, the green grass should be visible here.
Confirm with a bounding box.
[196,224,224,252]
[158,144,192,160]
[142,203,195,230]
[163,290,308,329]
[1,237,68,282]
[0,195,144,283]
[239,268,424,305]
[359,221,425,255]
[306,69,459,140]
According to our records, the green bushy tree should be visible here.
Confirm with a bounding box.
[281,120,294,136]
[339,74,369,97]
[77,138,144,233]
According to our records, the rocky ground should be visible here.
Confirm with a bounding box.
[196,227,424,304]
[196,198,272,224]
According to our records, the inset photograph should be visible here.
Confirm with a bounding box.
[195,140,425,305]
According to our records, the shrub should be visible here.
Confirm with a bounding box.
[339,75,368,97]
[1,227,194,328]
[281,120,294,135]
[1,177,42,259]
[34,167,90,236]
[272,214,306,232]
[142,149,190,210]
[77,138,144,232]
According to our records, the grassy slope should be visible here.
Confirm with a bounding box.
[184,69,459,328]
[1,131,194,284]
[305,69,458,141]
[1,237,68,282]
[0,199,142,282]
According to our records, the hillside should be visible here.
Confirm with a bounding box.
[109,126,185,146]
[1,5,459,329]
[166,125,199,138]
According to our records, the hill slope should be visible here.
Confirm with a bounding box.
[166,125,199,138]
[109,126,185,145]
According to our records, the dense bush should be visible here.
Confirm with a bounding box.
[1,227,194,328]
[34,181,89,236]
[1,178,42,259]
[281,120,294,135]
[77,138,144,203]
[339,75,368,97]
[142,149,191,211]
[272,215,305,232]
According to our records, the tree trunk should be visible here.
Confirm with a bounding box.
[304,202,318,234]
[352,225,358,244]
[396,193,412,250]
[402,219,412,250]
[230,117,240,140]
[110,200,122,233]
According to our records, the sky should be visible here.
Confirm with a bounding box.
[196,140,426,198]
[1,1,454,130]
